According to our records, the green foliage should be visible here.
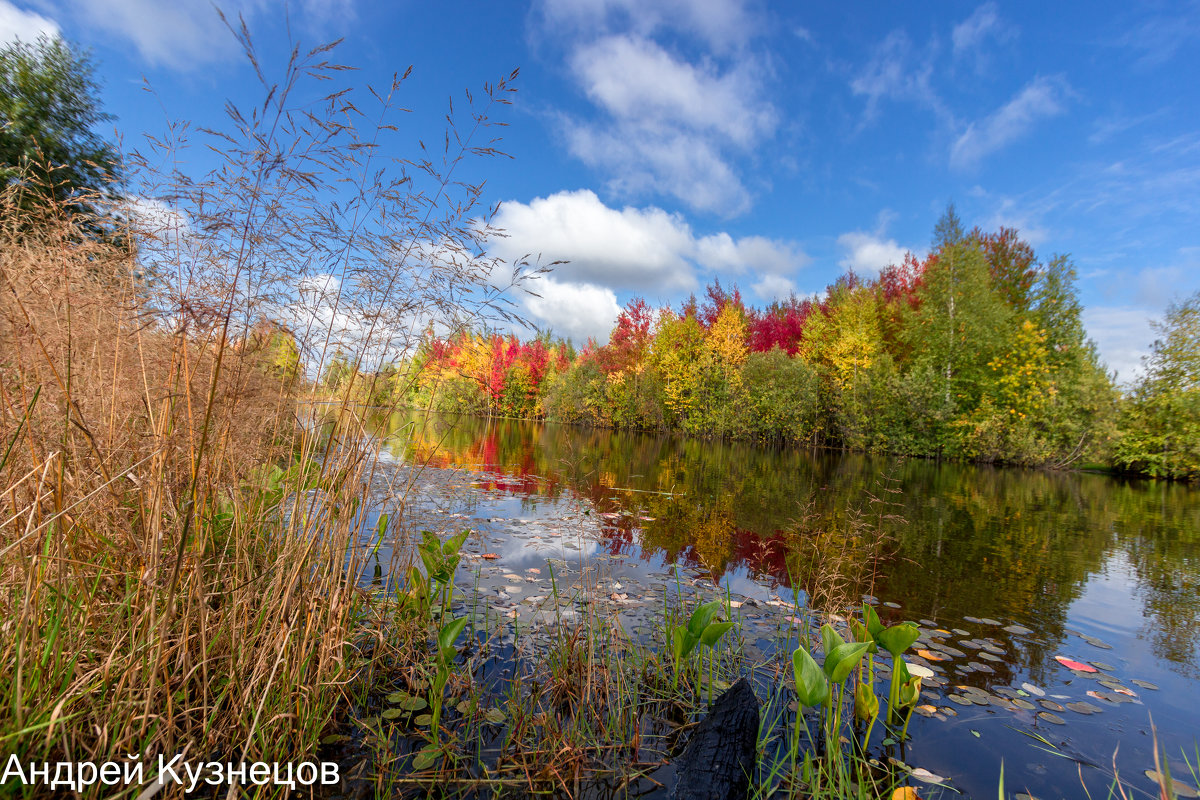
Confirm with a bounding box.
[0,35,120,228]
[668,600,735,690]
[1116,291,1200,481]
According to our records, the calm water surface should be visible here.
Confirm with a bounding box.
[367,411,1200,799]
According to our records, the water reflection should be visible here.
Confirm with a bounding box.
[374,411,1200,681]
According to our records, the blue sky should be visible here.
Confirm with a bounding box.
[3,0,1198,382]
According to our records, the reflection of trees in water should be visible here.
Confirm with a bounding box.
[374,410,1200,673]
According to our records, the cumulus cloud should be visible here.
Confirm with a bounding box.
[0,1,58,43]
[522,277,622,344]
[1083,306,1158,385]
[487,190,808,296]
[538,0,775,217]
[751,273,798,302]
[570,35,773,147]
[950,75,1068,170]
[836,231,911,275]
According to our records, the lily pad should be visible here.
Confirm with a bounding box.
[1012,698,1037,711]
[484,708,506,724]
[1039,700,1065,712]
[1131,679,1159,690]
[1036,711,1066,725]
[414,714,432,726]
[1003,624,1033,635]
[320,734,350,745]
[910,767,947,784]
[1144,771,1199,798]
[381,708,404,720]
[1065,701,1103,715]
[412,748,440,770]
[948,694,973,706]
[1021,682,1046,697]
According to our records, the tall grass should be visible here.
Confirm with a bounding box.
[0,20,528,792]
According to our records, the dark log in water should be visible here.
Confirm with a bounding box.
[670,677,760,800]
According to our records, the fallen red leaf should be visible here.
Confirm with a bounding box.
[1054,656,1097,672]
[480,553,500,560]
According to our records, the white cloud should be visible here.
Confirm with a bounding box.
[540,0,775,218]
[850,30,948,124]
[537,0,756,53]
[522,277,622,344]
[486,190,808,296]
[571,35,772,147]
[952,3,1014,66]
[751,273,798,301]
[836,231,910,276]
[0,1,58,43]
[950,75,1068,170]
[47,0,352,70]
[1083,306,1158,385]
[561,34,775,216]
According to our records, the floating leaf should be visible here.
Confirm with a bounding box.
[906,663,935,679]
[320,734,350,745]
[381,708,404,720]
[1145,771,1200,798]
[1036,711,1066,724]
[484,708,506,724]
[480,553,500,559]
[1131,679,1159,690]
[1020,682,1045,697]
[910,767,946,784]
[891,788,921,800]
[412,748,439,770]
[1054,656,1097,672]
[398,695,427,712]
[456,700,472,714]
[414,714,432,726]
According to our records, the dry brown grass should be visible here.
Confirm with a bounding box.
[0,21,527,795]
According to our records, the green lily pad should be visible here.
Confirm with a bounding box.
[948,694,973,706]
[398,695,428,712]
[386,691,408,704]
[484,708,506,724]
[414,714,432,726]
[1003,624,1033,635]
[1012,698,1037,711]
[320,734,350,745]
[381,708,404,720]
[412,748,439,770]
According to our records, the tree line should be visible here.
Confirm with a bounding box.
[361,209,1198,480]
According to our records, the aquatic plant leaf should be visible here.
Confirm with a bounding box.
[437,616,468,664]
[864,604,885,640]
[484,708,506,724]
[878,622,921,657]
[850,618,879,654]
[671,626,694,662]
[398,695,427,712]
[443,528,470,556]
[824,641,872,684]
[377,513,388,538]
[855,681,880,721]
[792,646,830,707]
[412,748,439,770]
[381,708,403,720]
[699,621,734,648]
[820,623,846,659]
[687,601,722,639]
[1054,656,1097,672]
[414,714,432,726]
